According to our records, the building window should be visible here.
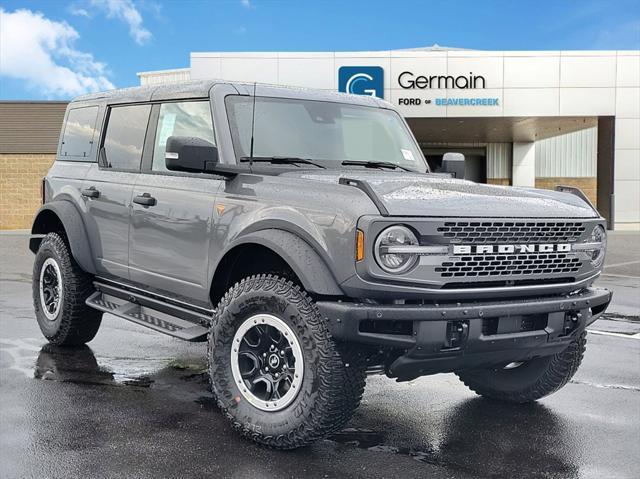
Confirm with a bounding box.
[102,105,151,171]
[152,101,215,172]
[60,106,99,159]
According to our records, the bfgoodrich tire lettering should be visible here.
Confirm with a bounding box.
[208,274,366,449]
[456,332,586,403]
[32,232,102,346]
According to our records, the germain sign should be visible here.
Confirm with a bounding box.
[338,66,499,107]
[398,71,486,89]
[338,66,384,99]
[394,69,499,108]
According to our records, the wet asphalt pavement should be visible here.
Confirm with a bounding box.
[1,233,638,479]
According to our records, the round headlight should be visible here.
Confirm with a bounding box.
[588,225,607,267]
[374,225,419,274]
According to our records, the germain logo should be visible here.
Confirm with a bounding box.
[338,66,384,99]
[398,71,486,89]
[452,244,572,255]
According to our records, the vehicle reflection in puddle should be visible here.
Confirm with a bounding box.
[329,397,580,478]
[21,342,582,477]
[30,343,208,389]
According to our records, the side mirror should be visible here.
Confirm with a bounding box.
[165,136,218,173]
[442,152,465,179]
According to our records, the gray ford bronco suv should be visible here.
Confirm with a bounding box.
[31,80,611,449]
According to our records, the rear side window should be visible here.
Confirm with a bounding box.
[60,106,99,159]
[102,105,151,170]
[151,101,215,172]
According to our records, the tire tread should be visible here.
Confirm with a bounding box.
[208,274,366,449]
[33,232,101,346]
[456,332,587,403]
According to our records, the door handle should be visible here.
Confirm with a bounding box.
[81,187,100,198]
[133,193,157,206]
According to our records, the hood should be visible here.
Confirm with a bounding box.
[281,170,597,218]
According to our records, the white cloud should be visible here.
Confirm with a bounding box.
[69,5,91,17]
[241,0,253,9]
[0,8,114,98]
[90,0,151,45]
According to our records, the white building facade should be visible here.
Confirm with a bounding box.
[138,48,640,230]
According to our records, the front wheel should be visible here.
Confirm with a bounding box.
[456,332,586,403]
[208,274,366,449]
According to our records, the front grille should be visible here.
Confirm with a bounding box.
[435,252,582,278]
[437,221,586,244]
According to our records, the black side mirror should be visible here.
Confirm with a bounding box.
[165,136,218,173]
[442,152,465,179]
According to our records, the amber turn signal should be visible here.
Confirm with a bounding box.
[356,229,365,262]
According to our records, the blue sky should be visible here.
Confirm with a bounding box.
[1,0,639,100]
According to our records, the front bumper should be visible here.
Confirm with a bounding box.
[317,287,612,380]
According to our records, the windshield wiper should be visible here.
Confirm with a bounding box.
[240,156,325,168]
[341,160,413,172]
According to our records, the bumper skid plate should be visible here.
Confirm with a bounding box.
[317,287,612,380]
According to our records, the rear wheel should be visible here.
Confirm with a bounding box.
[32,233,102,346]
[456,332,586,403]
[208,274,366,449]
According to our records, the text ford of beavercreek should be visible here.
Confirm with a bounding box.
[30,80,611,449]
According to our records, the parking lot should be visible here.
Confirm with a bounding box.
[1,232,638,479]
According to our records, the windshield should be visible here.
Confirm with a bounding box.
[225,95,428,172]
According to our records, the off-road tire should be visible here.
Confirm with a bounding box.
[208,274,367,449]
[32,232,102,346]
[456,332,586,403]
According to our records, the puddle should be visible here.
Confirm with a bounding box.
[0,338,209,389]
[33,345,160,387]
[329,428,440,466]
[602,312,640,322]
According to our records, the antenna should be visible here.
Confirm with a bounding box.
[249,82,257,170]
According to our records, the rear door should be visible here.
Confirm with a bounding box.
[82,104,151,279]
[129,100,223,303]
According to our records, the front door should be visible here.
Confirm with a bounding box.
[82,104,151,279]
[128,100,223,303]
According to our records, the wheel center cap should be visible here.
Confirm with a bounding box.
[268,354,280,369]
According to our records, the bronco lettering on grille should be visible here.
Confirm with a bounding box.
[452,244,572,255]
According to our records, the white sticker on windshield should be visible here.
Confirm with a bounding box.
[401,148,416,164]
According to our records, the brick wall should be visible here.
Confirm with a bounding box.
[535,177,597,207]
[487,178,511,186]
[0,154,55,230]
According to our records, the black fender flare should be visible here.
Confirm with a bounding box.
[30,201,96,274]
[222,229,344,296]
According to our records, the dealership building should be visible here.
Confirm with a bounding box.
[0,47,638,230]
[138,47,640,230]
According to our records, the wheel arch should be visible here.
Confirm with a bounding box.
[30,202,96,274]
[210,229,344,306]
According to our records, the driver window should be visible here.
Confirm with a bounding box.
[152,101,215,172]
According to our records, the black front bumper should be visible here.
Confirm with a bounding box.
[317,287,612,380]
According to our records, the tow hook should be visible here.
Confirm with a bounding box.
[443,320,469,350]
[564,312,582,335]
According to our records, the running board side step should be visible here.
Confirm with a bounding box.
[86,290,209,342]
